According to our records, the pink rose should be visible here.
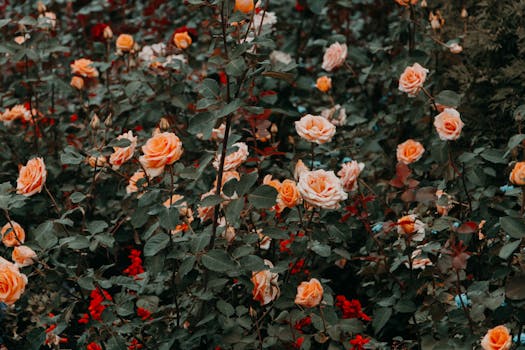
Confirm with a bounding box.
[295,114,336,144]
[434,108,464,141]
[213,142,248,171]
[298,169,348,209]
[322,42,347,72]
[337,161,365,192]
[398,63,428,97]
[110,131,137,170]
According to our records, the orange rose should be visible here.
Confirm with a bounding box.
[337,160,365,192]
[481,325,512,350]
[139,132,183,178]
[322,42,347,72]
[163,194,185,208]
[213,142,248,172]
[87,155,107,168]
[295,114,336,144]
[197,190,215,223]
[263,175,282,191]
[434,108,464,141]
[298,169,347,209]
[295,278,323,308]
[235,0,254,13]
[251,260,280,305]
[395,0,418,6]
[70,76,84,90]
[116,34,134,52]
[17,157,47,197]
[110,131,138,170]
[126,171,146,194]
[396,139,425,165]
[1,221,25,247]
[510,162,525,186]
[0,258,28,305]
[398,63,428,97]
[173,32,192,49]
[316,76,332,92]
[70,58,99,78]
[12,246,37,267]
[1,105,31,123]
[277,180,301,211]
[397,214,425,240]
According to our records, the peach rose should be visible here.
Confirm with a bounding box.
[395,0,418,6]
[251,260,279,305]
[316,76,332,92]
[174,32,192,49]
[163,194,185,208]
[87,155,107,168]
[481,325,512,350]
[258,230,272,250]
[215,171,241,200]
[0,257,28,305]
[116,34,134,52]
[337,161,365,192]
[1,222,25,247]
[277,180,301,211]
[110,131,138,170]
[126,171,146,194]
[17,157,47,197]
[12,246,37,267]
[510,162,525,186]
[396,139,425,165]
[1,105,31,123]
[295,278,323,308]
[322,42,347,72]
[139,132,183,178]
[235,0,254,13]
[213,142,248,171]
[298,169,348,209]
[397,214,425,241]
[295,114,336,144]
[70,58,98,78]
[197,190,216,223]
[294,160,309,181]
[398,63,428,97]
[70,76,84,90]
[434,108,464,141]
[263,175,282,191]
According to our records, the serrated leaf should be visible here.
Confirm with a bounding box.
[200,78,220,99]
[226,57,246,77]
[248,185,277,209]
[434,90,461,108]
[144,233,170,257]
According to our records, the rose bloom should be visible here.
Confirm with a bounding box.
[116,34,134,52]
[1,222,25,247]
[295,278,323,308]
[215,171,241,200]
[398,63,428,97]
[277,180,301,211]
[395,0,418,6]
[481,325,512,350]
[397,214,425,241]
[70,58,98,78]
[295,114,336,144]
[263,175,282,191]
[1,105,31,123]
[139,132,183,178]
[173,32,192,49]
[338,161,365,192]
[70,76,84,90]
[12,246,37,267]
[321,104,346,126]
[87,155,107,168]
[197,190,215,223]
[17,157,47,197]
[316,76,332,92]
[396,139,425,165]
[434,108,464,141]
[510,162,525,186]
[162,194,185,208]
[0,257,28,305]
[449,43,463,54]
[110,131,137,170]
[322,42,347,72]
[213,142,248,171]
[298,169,348,209]
[126,171,146,194]
[251,260,279,305]
[235,0,254,13]
[404,250,433,270]
[294,160,309,181]
[258,230,272,250]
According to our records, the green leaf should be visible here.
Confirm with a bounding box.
[86,220,108,234]
[188,112,217,138]
[372,307,392,334]
[248,185,277,209]
[307,0,327,14]
[311,241,331,257]
[225,199,244,226]
[191,232,211,253]
[434,90,461,108]
[505,134,525,158]
[240,255,266,271]
[480,149,507,164]
[201,249,236,272]
[499,240,521,260]
[200,78,220,99]
[216,99,242,118]
[144,233,170,257]
[216,299,235,317]
[70,192,86,203]
[500,216,525,239]
[178,256,196,278]
[60,146,84,165]
[226,57,246,77]
[0,19,10,28]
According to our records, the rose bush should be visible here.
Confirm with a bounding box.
[0,1,523,349]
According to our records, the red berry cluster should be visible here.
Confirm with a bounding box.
[123,249,145,278]
[335,295,371,321]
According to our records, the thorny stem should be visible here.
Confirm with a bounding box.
[421,87,439,112]
[44,184,60,214]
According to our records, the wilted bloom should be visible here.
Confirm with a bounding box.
[320,104,346,126]
[397,214,425,241]
[338,161,365,192]
[449,43,463,54]
[87,155,107,168]
[398,63,428,97]
[1,221,25,247]
[295,114,336,144]
[251,260,279,305]
[434,108,464,141]
[269,51,293,65]
[17,157,47,196]
[404,249,433,270]
[12,246,37,267]
[322,42,347,72]
[258,230,272,250]
[481,325,512,350]
[295,278,323,308]
[1,105,31,123]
